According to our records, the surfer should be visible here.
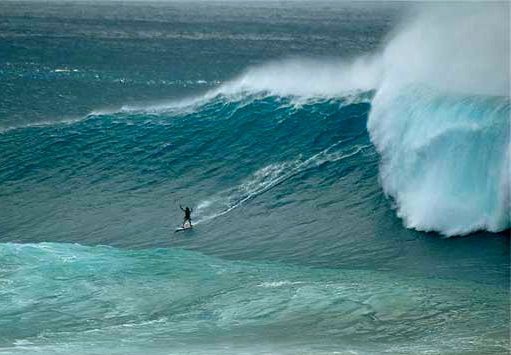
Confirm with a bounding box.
[180,205,193,228]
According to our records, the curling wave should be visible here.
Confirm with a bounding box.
[369,86,510,235]
[367,3,510,236]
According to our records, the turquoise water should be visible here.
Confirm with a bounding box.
[1,242,508,354]
[0,2,509,354]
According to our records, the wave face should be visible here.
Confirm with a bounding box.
[0,94,379,255]
[1,242,509,354]
[0,2,509,354]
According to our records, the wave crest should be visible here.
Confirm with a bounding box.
[215,57,381,98]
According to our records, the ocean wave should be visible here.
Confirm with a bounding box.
[369,87,509,236]
[0,242,508,354]
[1,4,508,240]
[367,3,510,236]
[126,3,509,237]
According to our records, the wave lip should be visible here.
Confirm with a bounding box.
[215,57,381,99]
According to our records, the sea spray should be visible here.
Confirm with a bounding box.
[368,3,510,235]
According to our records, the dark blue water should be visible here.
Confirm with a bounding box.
[0,2,509,354]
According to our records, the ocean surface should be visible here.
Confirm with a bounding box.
[0,1,509,354]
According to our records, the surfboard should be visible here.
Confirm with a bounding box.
[175,226,192,232]
[175,221,192,232]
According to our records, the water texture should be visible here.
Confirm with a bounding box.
[0,2,509,354]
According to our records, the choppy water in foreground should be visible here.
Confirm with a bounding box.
[0,2,509,354]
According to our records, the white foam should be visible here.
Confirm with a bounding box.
[215,56,382,98]
[194,143,368,225]
[367,3,510,235]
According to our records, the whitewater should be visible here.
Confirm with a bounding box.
[0,1,509,354]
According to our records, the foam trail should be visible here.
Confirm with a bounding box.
[194,142,369,225]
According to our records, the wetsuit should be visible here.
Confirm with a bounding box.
[181,206,192,226]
